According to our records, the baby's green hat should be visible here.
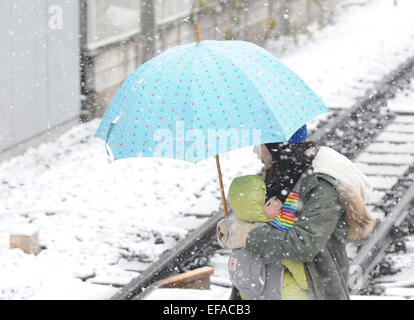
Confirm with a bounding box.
[228,175,271,223]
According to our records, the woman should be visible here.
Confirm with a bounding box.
[218,125,376,300]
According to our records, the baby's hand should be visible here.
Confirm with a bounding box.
[264,196,283,220]
[216,216,258,249]
[217,218,231,247]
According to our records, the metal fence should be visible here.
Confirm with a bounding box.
[85,0,194,51]
[86,0,142,51]
[81,0,345,119]
[156,0,193,25]
[84,0,343,55]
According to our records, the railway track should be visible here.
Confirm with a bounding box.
[111,56,414,300]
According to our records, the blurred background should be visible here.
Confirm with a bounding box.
[0,0,346,162]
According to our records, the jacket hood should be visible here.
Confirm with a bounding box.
[228,175,271,223]
[312,146,376,241]
[313,146,372,202]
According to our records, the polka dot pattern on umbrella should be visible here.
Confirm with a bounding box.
[96,40,330,163]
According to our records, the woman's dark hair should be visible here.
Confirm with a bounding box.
[264,141,321,203]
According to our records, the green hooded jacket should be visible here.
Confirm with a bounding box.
[233,173,350,300]
[229,175,310,300]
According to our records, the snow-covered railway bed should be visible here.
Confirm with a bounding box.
[367,233,414,300]
[358,84,414,187]
[355,111,414,201]
[352,82,414,298]
[135,71,414,300]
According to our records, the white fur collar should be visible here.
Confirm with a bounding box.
[312,146,372,202]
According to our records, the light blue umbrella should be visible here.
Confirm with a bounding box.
[95,39,329,216]
[96,40,329,162]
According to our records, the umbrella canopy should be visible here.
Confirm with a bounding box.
[95,40,329,163]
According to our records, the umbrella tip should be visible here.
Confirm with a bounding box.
[194,24,201,43]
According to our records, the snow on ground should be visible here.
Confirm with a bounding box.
[387,80,414,114]
[367,235,414,300]
[1,0,414,299]
[267,0,414,113]
[0,123,262,299]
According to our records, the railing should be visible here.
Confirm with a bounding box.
[86,0,142,51]
[80,0,347,120]
[155,0,193,25]
[85,0,196,51]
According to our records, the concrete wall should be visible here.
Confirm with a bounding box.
[0,0,80,162]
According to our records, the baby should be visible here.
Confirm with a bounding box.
[225,174,300,233]
[218,174,309,300]
[217,175,283,246]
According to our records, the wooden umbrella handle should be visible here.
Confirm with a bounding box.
[216,155,229,218]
